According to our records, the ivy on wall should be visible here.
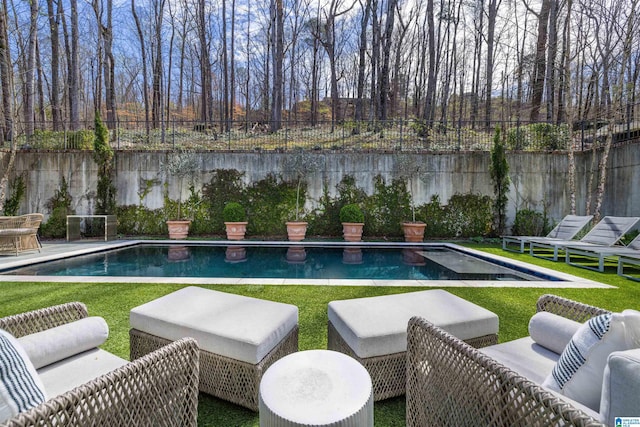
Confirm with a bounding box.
[100,168,499,239]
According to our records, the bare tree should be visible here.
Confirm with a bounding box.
[23,0,38,136]
[131,0,150,139]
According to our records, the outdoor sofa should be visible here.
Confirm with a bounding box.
[0,302,199,426]
[528,216,640,261]
[407,294,640,427]
[502,214,593,253]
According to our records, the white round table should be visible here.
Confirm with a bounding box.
[259,350,374,427]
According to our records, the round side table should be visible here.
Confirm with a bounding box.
[259,349,373,427]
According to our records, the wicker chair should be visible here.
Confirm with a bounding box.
[0,214,43,255]
[0,302,200,427]
[406,295,609,427]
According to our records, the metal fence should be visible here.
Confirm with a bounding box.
[6,118,640,152]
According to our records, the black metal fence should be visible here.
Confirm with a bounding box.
[6,118,640,152]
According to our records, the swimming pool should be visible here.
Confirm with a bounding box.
[3,242,551,281]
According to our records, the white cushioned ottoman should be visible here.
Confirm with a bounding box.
[328,289,498,400]
[129,286,298,411]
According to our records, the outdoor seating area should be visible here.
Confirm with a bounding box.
[406,294,640,426]
[503,215,640,279]
[2,281,640,426]
[0,302,199,426]
[0,214,43,256]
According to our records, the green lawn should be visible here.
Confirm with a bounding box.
[1,243,638,426]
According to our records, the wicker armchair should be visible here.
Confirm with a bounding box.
[0,214,43,255]
[0,302,199,427]
[406,295,609,427]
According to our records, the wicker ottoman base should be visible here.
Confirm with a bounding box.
[130,326,298,411]
[328,320,497,401]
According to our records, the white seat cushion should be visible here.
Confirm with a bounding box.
[37,348,127,399]
[328,289,498,358]
[481,337,559,384]
[130,286,298,364]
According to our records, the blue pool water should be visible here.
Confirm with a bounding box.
[3,244,548,281]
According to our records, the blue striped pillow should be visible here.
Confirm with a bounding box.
[542,312,633,411]
[0,329,47,422]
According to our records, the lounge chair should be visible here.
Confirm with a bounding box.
[0,302,199,426]
[565,233,640,272]
[528,216,640,261]
[406,295,640,427]
[502,214,593,253]
[618,254,640,281]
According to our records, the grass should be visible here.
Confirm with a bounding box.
[1,242,639,426]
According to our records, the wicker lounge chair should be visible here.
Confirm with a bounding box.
[528,216,640,261]
[502,214,593,253]
[565,233,640,272]
[406,294,639,427]
[0,302,199,427]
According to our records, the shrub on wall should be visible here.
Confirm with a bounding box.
[420,193,492,238]
[364,175,410,237]
[41,177,74,238]
[202,169,246,234]
[308,175,367,236]
[246,174,297,236]
[506,123,569,151]
[511,208,549,236]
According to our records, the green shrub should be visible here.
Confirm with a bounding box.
[364,175,410,237]
[223,202,246,222]
[420,193,492,238]
[117,205,167,236]
[511,209,548,236]
[339,203,364,223]
[41,177,74,238]
[202,169,246,233]
[245,174,296,236]
[506,123,569,151]
[27,129,93,150]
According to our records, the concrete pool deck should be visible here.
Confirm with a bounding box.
[0,239,613,288]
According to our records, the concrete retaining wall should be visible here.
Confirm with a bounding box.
[2,144,639,228]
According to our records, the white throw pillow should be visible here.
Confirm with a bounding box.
[0,329,47,423]
[542,310,640,411]
[529,311,582,354]
[18,317,109,369]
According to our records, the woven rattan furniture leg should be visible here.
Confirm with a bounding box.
[130,326,298,411]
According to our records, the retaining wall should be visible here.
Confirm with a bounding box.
[2,144,639,228]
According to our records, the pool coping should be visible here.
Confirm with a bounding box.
[0,239,613,288]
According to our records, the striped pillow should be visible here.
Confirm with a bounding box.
[542,312,634,411]
[0,329,47,422]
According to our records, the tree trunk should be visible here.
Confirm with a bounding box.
[24,0,38,136]
[270,0,283,132]
[422,0,436,126]
[529,0,550,122]
[47,0,61,130]
[378,0,397,122]
[151,0,165,130]
[484,0,499,129]
[355,0,371,123]
[69,0,80,130]
[131,0,150,140]
[0,0,12,143]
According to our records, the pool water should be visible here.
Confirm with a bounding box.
[3,244,543,281]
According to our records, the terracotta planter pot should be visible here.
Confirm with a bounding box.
[342,222,364,242]
[402,221,426,242]
[224,222,248,240]
[166,220,191,240]
[286,221,308,241]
